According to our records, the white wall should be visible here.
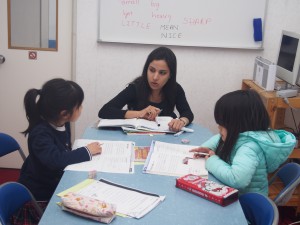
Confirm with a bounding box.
[74,0,300,138]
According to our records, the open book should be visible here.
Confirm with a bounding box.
[98,116,175,133]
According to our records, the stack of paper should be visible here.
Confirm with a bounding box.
[58,179,165,219]
[98,117,175,134]
[121,126,167,135]
[143,141,208,177]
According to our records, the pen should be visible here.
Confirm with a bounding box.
[194,152,209,156]
[181,127,194,132]
[174,130,184,137]
[155,109,163,126]
[155,117,161,127]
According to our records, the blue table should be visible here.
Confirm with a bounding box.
[39,124,248,225]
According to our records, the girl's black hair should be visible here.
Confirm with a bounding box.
[214,89,270,162]
[22,78,84,136]
[131,46,177,115]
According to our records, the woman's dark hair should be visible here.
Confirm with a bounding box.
[214,89,270,162]
[131,46,177,114]
[22,78,84,136]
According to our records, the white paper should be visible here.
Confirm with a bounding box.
[98,118,138,128]
[65,139,135,173]
[76,179,165,218]
[144,141,208,177]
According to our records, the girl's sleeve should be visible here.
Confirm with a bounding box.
[98,84,136,119]
[30,130,91,171]
[34,142,91,171]
[201,134,221,151]
[205,144,260,189]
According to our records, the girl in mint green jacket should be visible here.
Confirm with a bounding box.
[190,90,296,196]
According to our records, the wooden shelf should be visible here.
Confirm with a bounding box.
[242,79,300,129]
[269,177,300,209]
[289,148,300,159]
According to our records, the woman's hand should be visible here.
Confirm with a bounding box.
[168,118,186,132]
[87,142,102,156]
[189,147,215,159]
[139,106,161,121]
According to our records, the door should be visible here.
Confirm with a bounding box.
[0,0,73,168]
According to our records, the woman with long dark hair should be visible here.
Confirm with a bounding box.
[98,46,194,132]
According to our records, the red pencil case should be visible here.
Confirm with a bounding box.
[176,174,239,206]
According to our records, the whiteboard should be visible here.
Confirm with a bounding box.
[98,0,267,49]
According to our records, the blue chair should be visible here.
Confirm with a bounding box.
[268,162,300,206]
[0,132,26,161]
[239,192,279,225]
[0,182,43,225]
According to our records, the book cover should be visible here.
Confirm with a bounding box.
[176,174,239,206]
[134,146,150,162]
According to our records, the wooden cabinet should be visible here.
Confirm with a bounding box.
[242,79,300,213]
[242,79,300,129]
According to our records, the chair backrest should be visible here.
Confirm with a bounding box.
[0,132,26,161]
[269,162,300,205]
[239,192,279,225]
[0,182,43,225]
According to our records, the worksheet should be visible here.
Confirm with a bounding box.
[58,179,165,219]
[65,139,135,173]
[143,141,208,177]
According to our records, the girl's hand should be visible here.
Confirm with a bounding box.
[87,142,102,156]
[139,106,161,121]
[168,118,185,132]
[189,147,215,159]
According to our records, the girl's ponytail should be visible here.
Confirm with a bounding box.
[23,89,41,136]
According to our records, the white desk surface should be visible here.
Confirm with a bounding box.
[39,124,248,225]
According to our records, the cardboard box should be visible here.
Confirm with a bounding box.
[176,174,239,206]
